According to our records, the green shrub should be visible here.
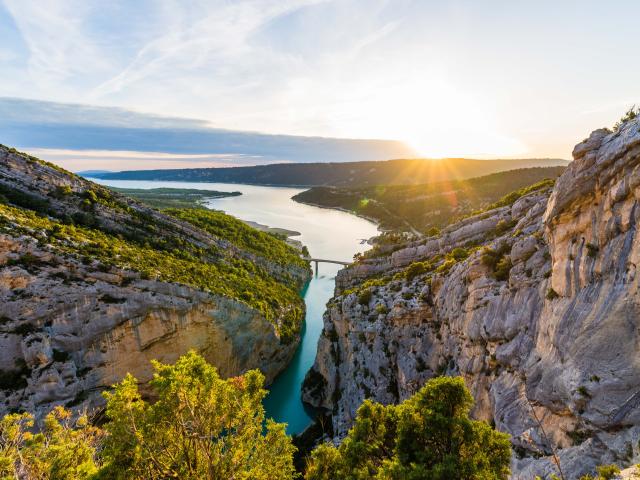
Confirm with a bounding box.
[375,304,389,314]
[613,105,639,131]
[494,256,512,281]
[436,258,456,274]
[405,261,429,281]
[481,243,512,281]
[448,247,470,261]
[305,376,512,480]
[358,289,372,306]
[425,226,440,237]
[494,219,517,236]
[546,288,559,300]
[83,189,98,203]
[586,243,599,258]
[53,185,73,198]
[596,464,621,480]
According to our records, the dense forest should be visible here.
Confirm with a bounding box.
[93,158,567,188]
[293,167,565,233]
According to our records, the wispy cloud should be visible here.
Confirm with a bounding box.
[1,0,639,158]
[27,148,264,171]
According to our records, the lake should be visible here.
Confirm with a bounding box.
[90,179,378,434]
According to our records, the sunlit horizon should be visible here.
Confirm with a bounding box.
[1,1,639,164]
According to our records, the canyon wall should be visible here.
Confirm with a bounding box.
[0,146,310,420]
[303,118,640,478]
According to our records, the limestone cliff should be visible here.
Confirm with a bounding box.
[303,117,640,479]
[0,145,310,419]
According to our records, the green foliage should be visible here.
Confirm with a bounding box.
[358,289,373,306]
[99,351,296,480]
[494,219,517,236]
[613,105,639,131]
[494,256,512,282]
[577,386,591,398]
[448,247,470,262]
[0,203,305,342]
[481,244,512,281]
[375,304,389,314]
[108,187,241,210]
[293,168,563,234]
[596,464,621,480]
[579,464,622,480]
[53,185,73,198]
[546,288,559,300]
[478,178,556,215]
[168,208,307,269]
[0,183,52,215]
[436,258,457,274]
[586,243,599,258]
[0,407,102,479]
[405,261,430,281]
[305,376,511,480]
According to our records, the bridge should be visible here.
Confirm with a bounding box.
[304,257,350,275]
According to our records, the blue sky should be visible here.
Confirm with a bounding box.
[0,0,638,169]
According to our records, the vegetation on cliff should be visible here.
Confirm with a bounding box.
[292,167,563,233]
[0,145,309,341]
[0,353,511,480]
[0,201,305,342]
[305,376,512,480]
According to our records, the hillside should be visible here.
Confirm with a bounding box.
[302,117,640,478]
[293,166,565,234]
[0,145,310,419]
[108,187,241,210]
[92,157,568,187]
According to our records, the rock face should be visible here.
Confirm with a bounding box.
[0,146,310,420]
[303,118,640,479]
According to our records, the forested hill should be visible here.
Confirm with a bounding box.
[92,157,568,187]
[292,166,566,233]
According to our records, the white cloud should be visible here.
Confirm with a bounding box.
[2,0,639,159]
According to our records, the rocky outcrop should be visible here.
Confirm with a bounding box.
[0,146,310,420]
[303,118,640,479]
[0,235,298,418]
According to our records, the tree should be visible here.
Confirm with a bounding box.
[98,350,297,480]
[0,407,102,480]
[305,376,511,480]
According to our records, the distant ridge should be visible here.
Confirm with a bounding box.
[93,157,569,187]
[76,170,113,176]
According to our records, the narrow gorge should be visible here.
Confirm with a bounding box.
[303,118,640,478]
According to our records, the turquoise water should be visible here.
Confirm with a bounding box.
[90,179,378,434]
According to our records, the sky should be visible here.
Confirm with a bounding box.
[0,0,638,170]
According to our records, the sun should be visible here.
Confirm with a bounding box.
[336,73,527,159]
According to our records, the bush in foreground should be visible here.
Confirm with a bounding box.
[0,354,511,480]
[305,376,511,480]
[98,351,296,480]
